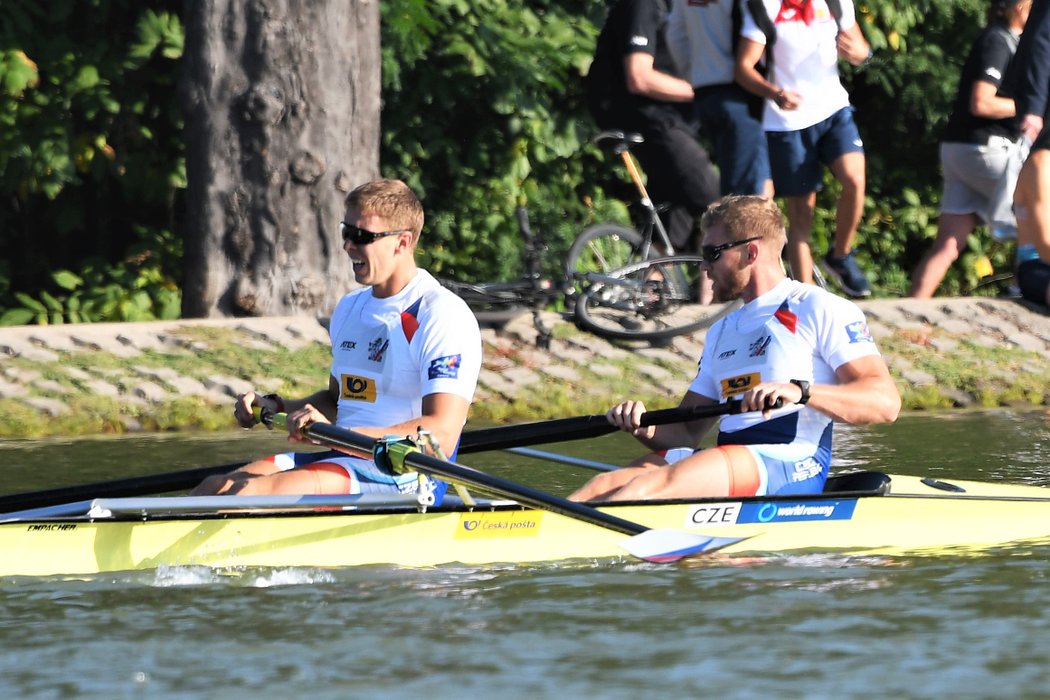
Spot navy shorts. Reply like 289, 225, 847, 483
1018, 259, 1050, 305
767, 107, 864, 197
694, 83, 771, 196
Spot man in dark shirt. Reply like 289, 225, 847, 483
587, 0, 720, 252
909, 0, 1030, 297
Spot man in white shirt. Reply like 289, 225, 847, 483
570, 195, 899, 502
193, 179, 482, 499
734, 0, 874, 297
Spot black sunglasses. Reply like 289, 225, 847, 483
340, 222, 408, 246
701, 236, 762, 262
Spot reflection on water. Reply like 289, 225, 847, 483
1, 411, 1049, 698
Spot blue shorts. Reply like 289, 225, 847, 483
694, 83, 771, 196
744, 442, 831, 496
767, 107, 864, 197
272, 450, 448, 502
663, 441, 830, 496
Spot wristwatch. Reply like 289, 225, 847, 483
789, 379, 810, 405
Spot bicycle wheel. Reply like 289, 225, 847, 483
574, 255, 738, 342
565, 224, 646, 284
438, 278, 530, 328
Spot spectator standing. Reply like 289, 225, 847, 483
587, 0, 721, 253
1008, 0, 1050, 305
909, 0, 1031, 299
734, 0, 874, 297
665, 0, 774, 197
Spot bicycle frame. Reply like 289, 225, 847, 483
598, 131, 677, 259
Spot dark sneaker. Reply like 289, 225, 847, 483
822, 251, 871, 298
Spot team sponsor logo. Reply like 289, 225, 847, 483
845, 321, 874, 344
629, 35, 649, 47
339, 340, 357, 350
685, 502, 742, 527
792, 457, 823, 482
749, 335, 772, 357
368, 336, 389, 363
428, 354, 462, 380
720, 372, 759, 397
737, 499, 857, 524
340, 374, 377, 402
456, 511, 543, 539
27, 523, 78, 531
717, 349, 737, 360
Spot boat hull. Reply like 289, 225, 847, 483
3, 474, 1050, 576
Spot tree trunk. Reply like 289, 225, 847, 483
179, 0, 379, 318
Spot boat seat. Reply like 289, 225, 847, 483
823, 470, 891, 495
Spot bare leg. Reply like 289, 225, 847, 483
786, 193, 817, 284
829, 152, 866, 255
1014, 149, 1050, 305
908, 212, 979, 298
191, 459, 280, 495
568, 465, 661, 502
600, 447, 759, 501
227, 466, 352, 496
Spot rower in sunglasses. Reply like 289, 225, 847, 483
194, 179, 482, 500
571, 195, 899, 503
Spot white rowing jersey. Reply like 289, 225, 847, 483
690, 278, 879, 447
327, 269, 481, 432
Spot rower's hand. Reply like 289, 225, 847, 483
740, 383, 797, 418
607, 400, 655, 440
234, 390, 280, 429
286, 403, 329, 444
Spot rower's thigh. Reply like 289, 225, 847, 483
236, 463, 353, 496
657, 445, 761, 499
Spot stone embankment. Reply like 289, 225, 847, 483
2, 297, 1050, 436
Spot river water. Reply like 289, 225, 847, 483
1, 410, 1048, 699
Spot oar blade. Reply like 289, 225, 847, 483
619, 529, 746, 563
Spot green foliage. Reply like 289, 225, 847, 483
0, 0, 185, 325
379, 0, 620, 282
0, 0, 1021, 323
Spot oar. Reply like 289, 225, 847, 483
505, 446, 618, 472
269, 413, 742, 563
0, 461, 248, 514
459, 400, 750, 453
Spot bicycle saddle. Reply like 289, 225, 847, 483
592, 130, 644, 155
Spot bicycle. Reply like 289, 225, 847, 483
564, 130, 738, 340
436, 203, 735, 348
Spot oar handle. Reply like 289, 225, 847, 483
458, 399, 770, 454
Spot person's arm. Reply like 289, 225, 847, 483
605, 390, 719, 452
738, 355, 900, 425
624, 52, 694, 102
734, 37, 801, 109
350, 392, 471, 459
277, 376, 342, 444
835, 22, 871, 66
233, 380, 338, 431
1017, 0, 1050, 138
971, 79, 1017, 120
1020, 114, 1045, 141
